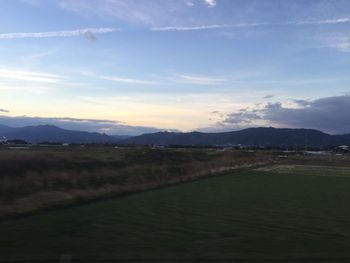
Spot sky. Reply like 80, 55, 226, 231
1, 0, 350, 135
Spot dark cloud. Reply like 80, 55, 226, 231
211, 110, 224, 118
213, 95, 350, 134
293, 99, 311, 107
84, 30, 97, 41
263, 94, 274, 99
0, 109, 9, 113
0, 115, 177, 136
223, 109, 261, 124
263, 95, 350, 134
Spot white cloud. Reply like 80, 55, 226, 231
152, 23, 265, 31
300, 17, 350, 25
0, 66, 64, 83
323, 36, 350, 53
178, 75, 226, 85
71, 70, 159, 85
153, 24, 229, 32
98, 75, 157, 85
335, 38, 350, 52
0, 28, 117, 40
204, 0, 216, 8
24, 50, 58, 61
152, 17, 350, 32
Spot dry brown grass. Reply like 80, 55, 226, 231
0, 146, 276, 218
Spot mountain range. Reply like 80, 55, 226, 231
0, 124, 126, 144
1, 124, 350, 148
121, 127, 350, 148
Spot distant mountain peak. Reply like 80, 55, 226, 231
0, 124, 120, 144
1, 124, 349, 147
120, 127, 350, 148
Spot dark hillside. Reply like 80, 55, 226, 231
121, 127, 348, 148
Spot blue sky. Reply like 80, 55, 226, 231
1, 0, 350, 134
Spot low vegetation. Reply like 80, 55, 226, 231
0, 146, 275, 218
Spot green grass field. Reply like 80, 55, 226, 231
1, 165, 350, 262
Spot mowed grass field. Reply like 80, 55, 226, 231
1, 165, 350, 262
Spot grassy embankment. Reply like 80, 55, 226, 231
0, 146, 275, 218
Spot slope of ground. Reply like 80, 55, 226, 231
0, 147, 273, 218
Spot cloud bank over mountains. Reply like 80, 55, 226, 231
2, 95, 350, 135
0, 116, 176, 136
210, 95, 350, 135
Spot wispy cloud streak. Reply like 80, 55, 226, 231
152, 17, 350, 31
299, 17, 350, 25
0, 66, 63, 83
99, 75, 157, 85
76, 71, 158, 85
0, 28, 118, 40
152, 23, 266, 32
178, 75, 226, 85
